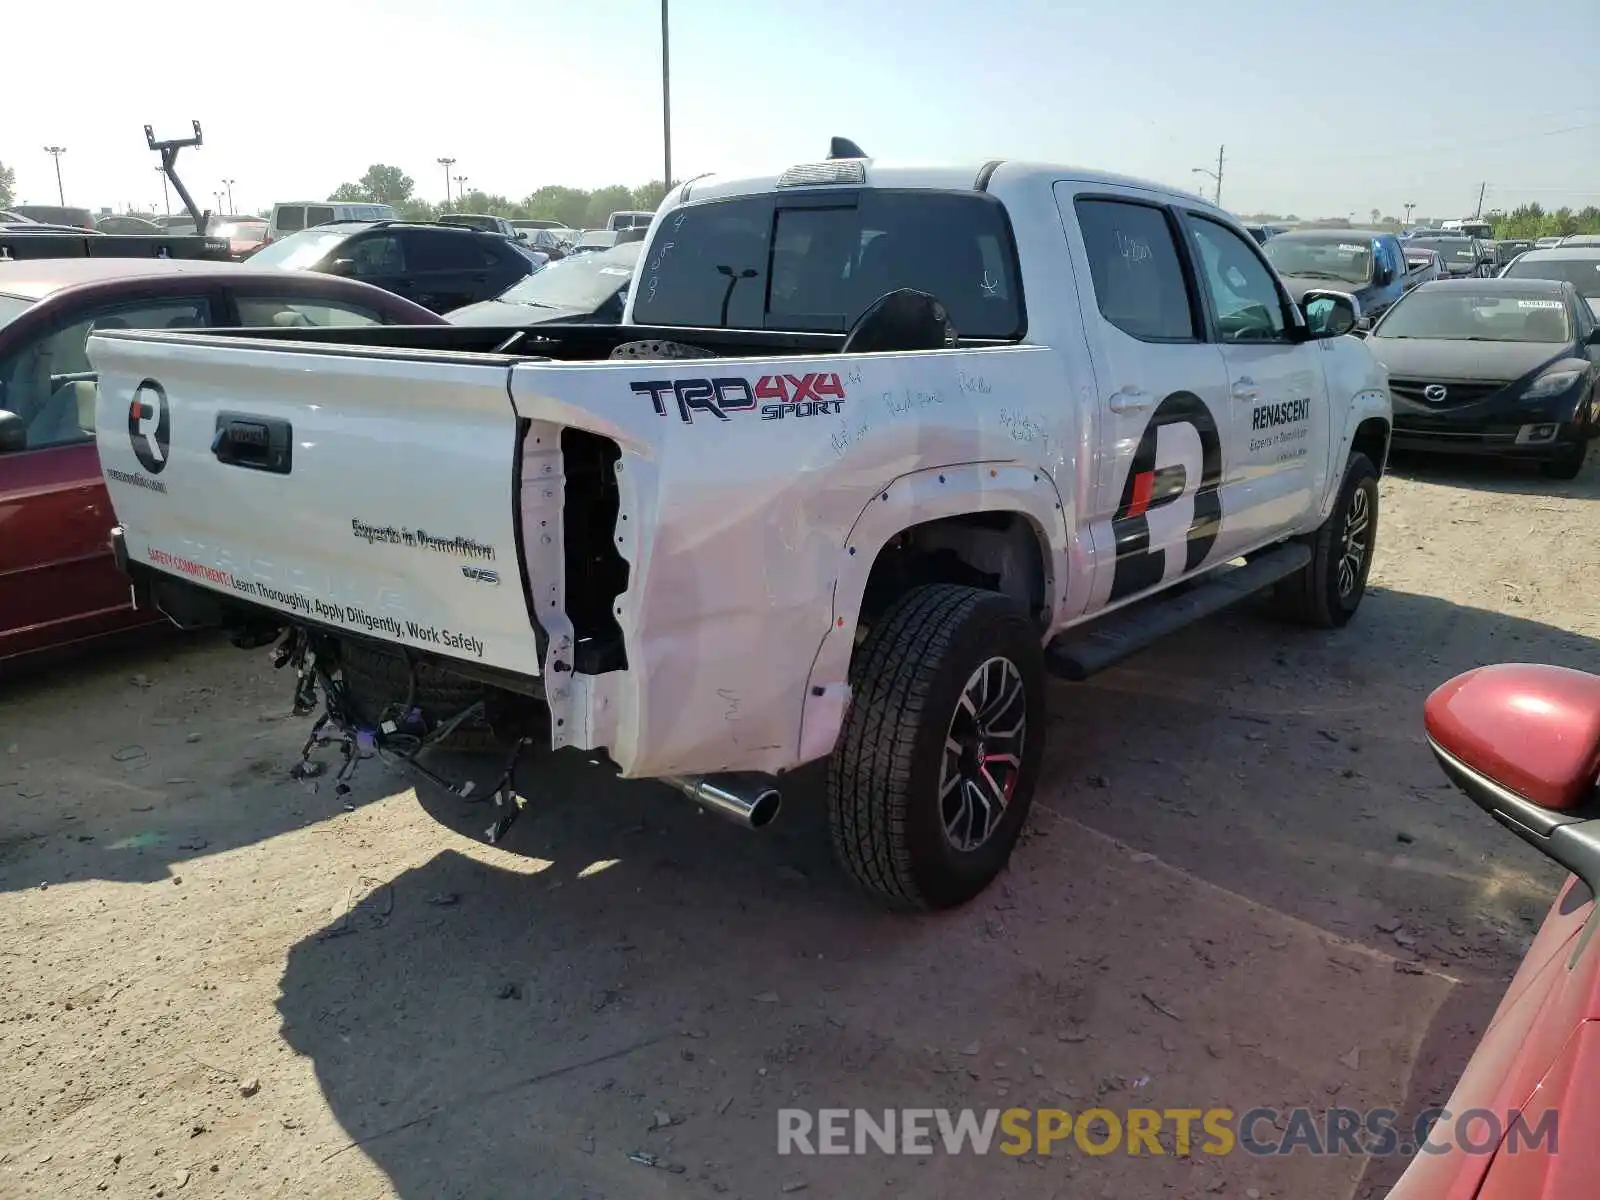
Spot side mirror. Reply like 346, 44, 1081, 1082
1300, 290, 1359, 338
0, 409, 26, 453
328, 258, 356, 277
1425, 663, 1600, 890
1374, 264, 1394, 287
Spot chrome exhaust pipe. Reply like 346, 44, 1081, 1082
664, 772, 782, 829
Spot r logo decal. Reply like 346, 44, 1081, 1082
1109, 391, 1223, 601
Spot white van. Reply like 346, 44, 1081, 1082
605, 210, 654, 232
265, 201, 396, 246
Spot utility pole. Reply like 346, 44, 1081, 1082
222, 178, 235, 212
1191, 145, 1224, 207
1474, 182, 1487, 218
661, 0, 673, 190
1403, 201, 1415, 229
437, 157, 456, 207
43, 146, 66, 205
156, 166, 171, 214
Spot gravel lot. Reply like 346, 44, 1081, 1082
2, 453, 1593, 1200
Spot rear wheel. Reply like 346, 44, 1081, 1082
827, 585, 1046, 910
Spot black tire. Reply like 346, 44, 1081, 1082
1273, 452, 1378, 629
826, 584, 1046, 911
338, 640, 502, 752
1539, 442, 1587, 481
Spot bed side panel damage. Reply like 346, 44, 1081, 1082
510, 345, 1071, 778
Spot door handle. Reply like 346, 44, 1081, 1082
1232, 377, 1259, 401
1107, 389, 1153, 413
212, 412, 292, 475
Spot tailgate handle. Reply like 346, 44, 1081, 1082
212, 411, 292, 474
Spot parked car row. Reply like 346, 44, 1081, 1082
0, 258, 443, 670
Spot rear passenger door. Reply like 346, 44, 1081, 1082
396, 229, 485, 312
1055, 186, 1233, 611
1179, 211, 1327, 543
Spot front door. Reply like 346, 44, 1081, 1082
1180, 211, 1327, 544
0, 295, 210, 662
1055, 185, 1232, 611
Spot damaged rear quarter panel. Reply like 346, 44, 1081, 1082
508, 344, 1068, 778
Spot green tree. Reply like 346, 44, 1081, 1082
328, 164, 415, 208
519, 185, 592, 228
583, 184, 636, 229
0, 160, 14, 209
631, 180, 671, 212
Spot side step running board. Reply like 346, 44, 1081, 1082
1045, 543, 1313, 682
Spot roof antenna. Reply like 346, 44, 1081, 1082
829, 137, 867, 160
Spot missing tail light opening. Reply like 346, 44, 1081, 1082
562, 429, 630, 674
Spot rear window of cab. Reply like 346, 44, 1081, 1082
630, 189, 1025, 339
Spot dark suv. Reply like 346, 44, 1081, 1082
245, 221, 536, 312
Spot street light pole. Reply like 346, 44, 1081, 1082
43, 146, 67, 205
661, 0, 672, 190
454, 176, 468, 206
156, 166, 171, 214
222, 178, 235, 212
1190, 145, 1224, 207
437, 157, 456, 208
1403, 201, 1415, 229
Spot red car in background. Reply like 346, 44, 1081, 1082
0, 259, 444, 671
1392, 663, 1600, 1197
212, 218, 268, 260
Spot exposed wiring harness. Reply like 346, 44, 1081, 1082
272, 629, 533, 844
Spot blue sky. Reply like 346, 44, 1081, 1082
7, 0, 1597, 220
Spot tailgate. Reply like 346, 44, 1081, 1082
88, 331, 542, 677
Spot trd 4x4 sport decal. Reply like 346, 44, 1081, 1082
632, 373, 848, 423
1109, 391, 1223, 602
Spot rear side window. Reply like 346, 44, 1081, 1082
1074, 199, 1197, 341
235, 296, 386, 328
403, 229, 476, 271
305, 206, 336, 228
630, 190, 1024, 338
275, 205, 306, 233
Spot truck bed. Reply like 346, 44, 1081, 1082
88, 323, 1052, 777
0, 230, 233, 263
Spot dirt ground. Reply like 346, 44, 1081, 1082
3, 452, 1594, 1200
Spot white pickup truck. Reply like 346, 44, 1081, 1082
88, 147, 1391, 910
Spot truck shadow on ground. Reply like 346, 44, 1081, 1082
0, 633, 365, 894
272, 584, 1589, 1199
1385, 448, 1600, 498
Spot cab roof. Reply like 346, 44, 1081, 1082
673, 158, 1223, 214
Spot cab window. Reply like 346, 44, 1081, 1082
1074, 198, 1198, 342
1184, 215, 1289, 342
